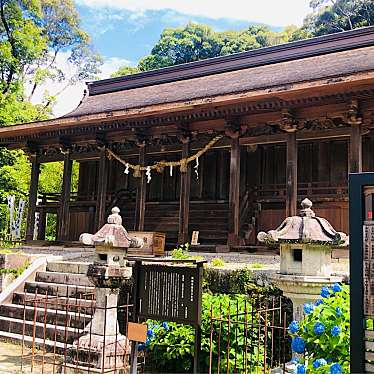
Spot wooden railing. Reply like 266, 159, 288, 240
256, 182, 348, 202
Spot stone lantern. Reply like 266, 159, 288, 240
69, 207, 144, 371
257, 198, 348, 321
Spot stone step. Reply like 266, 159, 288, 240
0, 316, 82, 343
0, 330, 71, 350
0, 304, 91, 329
46, 261, 90, 275
13, 292, 96, 314
24, 281, 95, 298
35, 271, 92, 287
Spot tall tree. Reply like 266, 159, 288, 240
304, 0, 374, 36
113, 23, 295, 75
0, 0, 101, 235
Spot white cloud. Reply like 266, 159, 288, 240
76, 0, 312, 26
29, 54, 131, 118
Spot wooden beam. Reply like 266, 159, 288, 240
25, 155, 40, 241
135, 145, 146, 231
286, 131, 298, 217
227, 135, 241, 246
58, 152, 72, 241
178, 139, 191, 244
95, 147, 108, 229
349, 123, 362, 173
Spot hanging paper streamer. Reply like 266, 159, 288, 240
146, 166, 151, 183
194, 157, 199, 180
7, 196, 25, 239
124, 163, 129, 174
170, 165, 173, 177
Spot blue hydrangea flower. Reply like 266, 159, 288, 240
138, 343, 146, 351
331, 325, 341, 337
330, 363, 343, 374
162, 321, 169, 330
153, 324, 159, 330
291, 337, 306, 353
288, 320, 300, 334
303, 302, 315, 314
327, 358, 333, 363
296, 364, 306, 374
321, 286, 330, 298
313, 359, 327, 369
315, 299, 324, 306
332, 283, 342, 293
145, 337, 151, 346
291, 357, 300, 364
335, 307, 342, 317
147, 329, 154, 338
314, 322, 325, 335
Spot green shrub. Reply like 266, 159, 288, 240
250, 263, 263, 269
143, 293, 265, 373
170, 243, 191, 260
211, 258, 225, 267
288, 283, 349, 373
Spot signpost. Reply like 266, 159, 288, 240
130, 258, 205, 374
349, 172, 374, 373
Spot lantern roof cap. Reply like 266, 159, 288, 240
257, 198, 349, 246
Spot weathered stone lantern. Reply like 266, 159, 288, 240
257, 198, 348, 321
70, 207, 143, 370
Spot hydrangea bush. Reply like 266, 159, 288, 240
288, 283, 350, 373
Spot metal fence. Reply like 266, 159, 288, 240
19, 288, 138, 374
207, 296, 291, 374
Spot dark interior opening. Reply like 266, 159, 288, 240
293, 248, 303, 262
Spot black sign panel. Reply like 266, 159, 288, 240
137, 263, 202, 325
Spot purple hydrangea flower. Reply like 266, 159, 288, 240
313, 359, 327, 369
332, 283, 342, 293
330, 363, 343, 374
331, 325, 341, 337
303, 302, 315, 314
288, 320, 300, 334
296, 364, 306, 374
321, 286, 330, 298
314, 322, 325, 335
291, 337, 306, 353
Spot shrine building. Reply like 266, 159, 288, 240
1, 27, 374, 250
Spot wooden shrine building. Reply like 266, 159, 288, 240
1, 27, 374, 250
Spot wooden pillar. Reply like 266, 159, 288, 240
227, 135, 241, 246
135, 145, 146, 231
96, 147, 108, 229
58, 151, 72, 241
37, 209, 47, 240
25, 155, 40, 241
349, 123, 362, 173
178, 139, 191, 244
286, 131, 298, 217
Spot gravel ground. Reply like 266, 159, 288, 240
0, 341, 59, 373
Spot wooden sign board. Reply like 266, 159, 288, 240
137, 263, 203, 325
127, 322, 147, 343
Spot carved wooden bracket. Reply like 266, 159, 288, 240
345, 99, 362, 126
279, 109, 303, 133
177, 121, 191, 143
224, 118, 242, 138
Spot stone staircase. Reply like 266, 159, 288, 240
0, 261, 95, 350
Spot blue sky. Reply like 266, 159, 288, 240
45, 0, 313, 116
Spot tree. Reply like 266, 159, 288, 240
303, 0, 374, 36
110, 65, 139, 78
114, 23, 295, 76
0, 0, 101, 237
